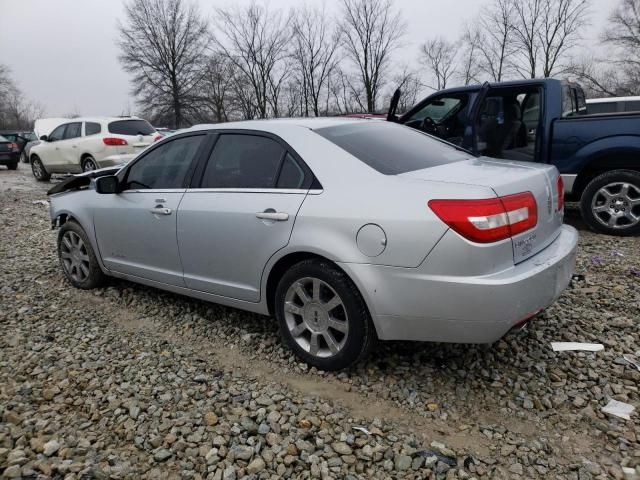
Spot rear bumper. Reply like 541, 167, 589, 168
340, 225, 578, 343
0, 152, 19, 165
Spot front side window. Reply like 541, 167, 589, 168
48, 125, 67, 142
85, 122, 101, 135
201, 134, 285, 188
124, 135, 204, 190
64, 122, 82, 140
408, 96, 465, 123
109, 119, 155, 136
316, 122, 471, 175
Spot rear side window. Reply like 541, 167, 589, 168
315, 123, 472, 175
85, 122, 101, 135
64, 122, 82, 139
108, 119, 155, 136
201, 134, 285, 188
124, 135, 204, 190
277, 153, 305, 188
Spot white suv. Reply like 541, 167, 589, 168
29, 117, 159, 181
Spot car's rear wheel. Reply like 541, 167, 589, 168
31, 156, 50, 181
580, 170, 640, 236
82, 156, 98, 172
20, 151, 27, 163
274, 259, 376, 371
58, 221, 106, 289
7, 161, 18, 170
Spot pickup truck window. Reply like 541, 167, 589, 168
562, 86, 578, 117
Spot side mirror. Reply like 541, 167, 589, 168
39, 135, 48, 142
95, 175, 120, 194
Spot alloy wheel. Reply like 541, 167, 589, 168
590, 182, 640, 230
32, 158, 45, 179
60, 231, 91, 283
83, 158, 97, 172
284, 277, 349, 358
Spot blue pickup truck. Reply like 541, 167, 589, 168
390, 78, 640, 236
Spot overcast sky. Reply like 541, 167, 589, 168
0, 0, 613, 118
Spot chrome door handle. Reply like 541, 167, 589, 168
256, 211, 289, 221
149, 207, 172, 215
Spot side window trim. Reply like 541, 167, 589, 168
118, 132, 209, 191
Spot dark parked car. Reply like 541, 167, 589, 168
0, 131, 37, 163
0, 135, 20, 170
389, 78, 640, 235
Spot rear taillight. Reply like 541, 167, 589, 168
8, 142, 18, 152
557, 176, 564, 211
154, 134, 163, 142
103, 137, 128, 146
428, 192, 538, 243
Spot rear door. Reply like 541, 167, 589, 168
93, 133, 207, 285
177, 132, 310, 302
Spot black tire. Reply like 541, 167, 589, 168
7, 161, 18, 170
82, 155, 98, 172
20, 151, 27, 163
274, 259, 377, 371
57, 221, 106, 289
31, 155, 51, 181
580, 170, 640, 236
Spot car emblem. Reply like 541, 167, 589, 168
137, 135, 143, 142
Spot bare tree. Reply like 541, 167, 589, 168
328, 67, 362, 114
539, 0, 589, 77
118, 0, 210, 128
389, 67, 424, 113
571, 0, 640, 95
420, 37, 458, 90
291, 4, 341, 116
0, 65, 44, 130
213, 2, 290, 119
512, 0, 543, 78
198, 54, 239, 123
339, 0, 404, 113
477, 0, 517, 82
457, 26, 483, 85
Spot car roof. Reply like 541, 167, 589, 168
433, 78, 562, 96
188, 117, 370, 134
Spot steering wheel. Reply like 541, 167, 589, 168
420, 116, 438, 135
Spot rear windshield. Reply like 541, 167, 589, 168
315, 122, 472, 175
0, 135, 7, 142
108, 119, 155, 136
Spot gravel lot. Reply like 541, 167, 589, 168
1, 164, 639, 479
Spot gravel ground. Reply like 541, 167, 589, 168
1, 164, 639, 479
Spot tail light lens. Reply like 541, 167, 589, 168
103, 137, 128, 146
8, 143, 18, 151
557, 176, 564, 211
429, 192, 538, 243
154, 134, 163, 142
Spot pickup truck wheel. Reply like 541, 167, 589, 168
31, 156, 51, 181
275, 259, 377, 371
58, 221, 106, 289
581, 170, 640, 236
82, 156, 98, 172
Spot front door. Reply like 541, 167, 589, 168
178, 133, 309, 302
41, 124, 68, 172
94, 133, 208, 285
60, 122, 83, 172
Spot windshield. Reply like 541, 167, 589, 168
315, 122, 472, 175
108, 119, 155, 136
408, 96, 464, 123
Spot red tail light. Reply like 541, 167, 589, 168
103, 137, 128, 146
429, 192, 538, 243
154, 134, 163, 142
8, 143, 18, 152
557, 176, 564, 211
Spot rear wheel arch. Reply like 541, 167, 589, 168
571, 152, 640, 200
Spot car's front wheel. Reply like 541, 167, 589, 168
274, 259, 376, 371
20, 151, 27, 163
58, 221, 106, 289
31, 156, 51, 181
581, 170, 640, 236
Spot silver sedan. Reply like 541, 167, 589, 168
48, 118, 578, 370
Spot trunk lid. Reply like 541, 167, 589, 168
400, 157, 563, 263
